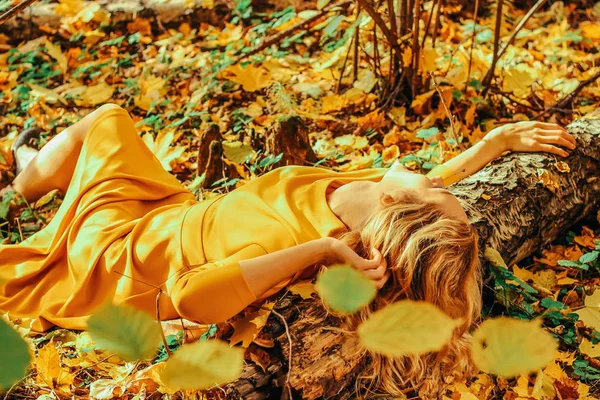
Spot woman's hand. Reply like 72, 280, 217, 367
322, 237, 390, 289
486, 121, 576, 157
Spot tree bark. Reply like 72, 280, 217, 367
208, 109, 600, 399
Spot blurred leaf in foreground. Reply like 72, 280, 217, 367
87, 302, 162, 362
471, 317, 557, 378
160, 340, 243, 390
358, 300, 461, 356
315, 265, 376, 314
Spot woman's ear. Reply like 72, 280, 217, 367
379, 192, 395, 207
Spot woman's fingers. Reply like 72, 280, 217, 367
356, 247, 383, 270
542, 135, 576, 150
533, 122, 567, 132
363, 264, 387, 280
536, 129, 576, 148
536, 143, 569, 157
373, 272, 390, 289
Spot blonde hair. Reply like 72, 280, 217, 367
336, 189, 481, 398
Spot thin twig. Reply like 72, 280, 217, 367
482, 0, 547, 92
268, 307, 293, 400
465, 0, 480, 91
420, 0, 436, 49
0, 0, 38, 25
489, 87, 542, 112
113, 270, 165, 292
355, 0, 403, 56
15, 217, 23, 241
482, 0, 504, 93
156, 290, 172, 358
233, 0, 351, 64
495, 0, 547, 63
353, 3, 360, 82
396, 0, 405, 36
336, 33, 354, 94
423, 0, 443, 90
431, 74, 466, 151
387, 0, 397, 45
411, 0, 421, 97
534, 69, 600, 119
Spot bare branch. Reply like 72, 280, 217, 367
0, 0, 38, 25
534, 69, 600, 119
234, 0, 352, 64
482, 0, 547, 92
355, 0, 403, 56
465, 0, 480, 91
482, 0, 504, 92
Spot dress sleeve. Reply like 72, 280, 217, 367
168, 244, 265, 324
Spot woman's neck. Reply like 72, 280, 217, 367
326, 181, 379, 231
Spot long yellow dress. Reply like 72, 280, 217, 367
0, 107, 387, 332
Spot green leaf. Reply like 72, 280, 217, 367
322, 15, 343, 39
160, 340, 243, 390
316, 0, 331, 9
358, 300, 461, 356
87, 302, 162, 361
315, 265, 376, 314
540, 297, 567, 310
0, 319, 31, 390
510, 275, 538, 294
416, 127, 440, 139
222, 141, 254, 164
558, 259, 587, 270
580, 251, 599, 264
471, 317, 557, 378
0, 190, 14, 220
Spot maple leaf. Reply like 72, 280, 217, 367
35, 340, 75, 392
223, 64, 273, 92
141, 131, 188, 172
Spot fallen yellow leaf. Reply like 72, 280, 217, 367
224, 64, 273, 92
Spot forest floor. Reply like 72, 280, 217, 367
1, 0, 600, 399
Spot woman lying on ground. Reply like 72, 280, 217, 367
0, 104, 575, 393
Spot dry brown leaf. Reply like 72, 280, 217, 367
533, 270, 557, 294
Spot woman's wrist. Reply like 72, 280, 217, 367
484, 125, 512, 153
316, 237, 337, 264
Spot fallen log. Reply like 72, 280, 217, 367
209, 109, 600, 399
0, 0, 318, 41
0, 0, 233, 40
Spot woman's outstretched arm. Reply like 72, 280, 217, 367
426, 121, 576, 187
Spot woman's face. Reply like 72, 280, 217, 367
378, 162, 469, 222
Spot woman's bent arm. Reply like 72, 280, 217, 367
170, 238, 387, 324
240, 237, 387, 298
239, 238, 330, 298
